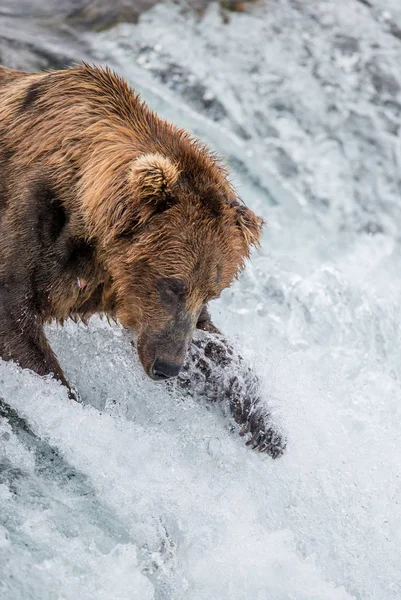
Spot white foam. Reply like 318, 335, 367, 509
2, 1, 401, 598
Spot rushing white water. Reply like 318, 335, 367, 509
1, 2, 401, 599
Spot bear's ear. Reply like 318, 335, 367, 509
234, 203, 264, 249
128, 153, 180, 215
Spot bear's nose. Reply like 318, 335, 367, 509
151, 358, 181, 380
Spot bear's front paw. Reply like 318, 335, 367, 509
176, 330, 287, 459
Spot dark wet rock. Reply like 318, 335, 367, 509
0, 399, 88, 487
0, 397, 134, 546
0, 0, 254, 75
42, 0, 255, 31
64, 0, 160, 30
0, 1, 89, 71
0, 37, 77, 71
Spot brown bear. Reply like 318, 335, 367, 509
0, 64, 262, 398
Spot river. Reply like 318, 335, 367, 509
1, 2, 400, 599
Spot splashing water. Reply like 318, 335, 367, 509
1, 2, 401, 599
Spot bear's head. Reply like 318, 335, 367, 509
85, 149, 263, 380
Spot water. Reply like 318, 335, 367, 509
1, 1, 401, 599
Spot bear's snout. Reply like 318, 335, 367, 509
136, 321, 193, 381
151, 358, 182, 381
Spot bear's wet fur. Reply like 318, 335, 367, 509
0, 64, 262, 393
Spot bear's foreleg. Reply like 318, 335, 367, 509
0, 291, 71, 393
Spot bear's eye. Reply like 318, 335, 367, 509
167, 278, 186, 297
157, 277, 186, 304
